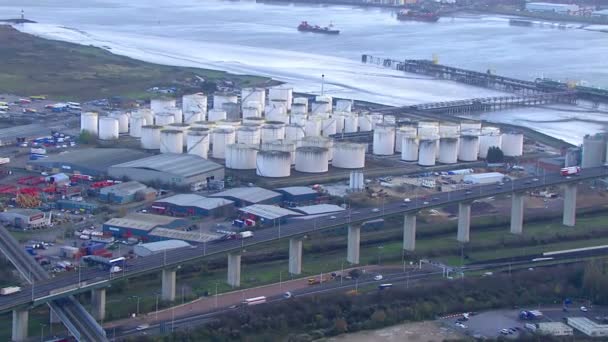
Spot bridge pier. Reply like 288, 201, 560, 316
12, 308, 28, 342
161, 269, 176, 302
457, 202, 471, 243
347, 226, 360, 265
563, 183, 577, 227
91, 288, 106, 321
510, 193, 525, 235
403, 213, 417, 251
227, 252, 241, 288
289, 238, 303, 275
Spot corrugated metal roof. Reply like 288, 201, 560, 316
294, 204, 345, 215
155, 194, 233, 210
150, 227, 221, 243
275, 186, 317, 196
99, 181, 149, 196
29, 148, 152, 172
239, 204, 302, 220
111, 154, 223, 178
210, 187, 280, 203
135, 239, 191, 252
104, 213, 177, 231
464, 172, 504, 179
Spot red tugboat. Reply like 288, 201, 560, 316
396, 9, 440, 22
297, 21, 340, 35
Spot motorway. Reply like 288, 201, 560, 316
0, 166, 606, 315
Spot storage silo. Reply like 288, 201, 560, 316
333, 113, 346, 133
501, 132, 524, 157
236, 125, 261, 145
344, 114, 359, 133
159, 129, 184, 154
285, 124, 306, 143
300, 136, 334, 160
261, 122, 286, 142
359, 114, 372, 132
129, 115, 145, 138
291, 103, 307, 115
395, 126, 417, 153
165, 107, 183, 124
582, 134, 606, 168
155, 113, 175, 126
98, 117, 119, 140
479, 127, 502, 159
295, 147, 329, 173
80, 112, 98, 136
372, 123, 396, 155
135, 108, 154, 127
458, 133, 480, 162
187, 128, 210, 159
109, 112, 129, 134
182, 93, 207, 123
321, 117, 337, 137
269, 87, 293, 110
335, 99, 353, 113
304, 117, 322, 137
418, 135, 438, 166
208, 109, 227, 122
256, 150, 291, 178
226, 143, 258, 170
167, 123, 191, 147
241, 88, 266, 111
213, 93, 238, 111
212, 128, 236, 159
261, 140, 296, 164
291, 113, 308, 126
141, 125, 162, 150
150, 98, 176, 115
401, 133, 419, 161
332, 142, 366, 169
439, 136, 459, 164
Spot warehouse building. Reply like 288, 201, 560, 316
133, 240, 191, 257
566, 317, 608, 337
98, 181, 156, 204
151, 194, 235, 217
463, 172, 505, 185
293, 204, 345, 216
534, 322, 573, 336
148, 227, 222, 243
275, 186, 319, 206
209, 187, 281, 207
55, 199, 98, 213
108, 153, 224, 188
0, 209, 51, 229
102, 213, 190, 241
27, 148, 151, 177
239, 204, 302, 225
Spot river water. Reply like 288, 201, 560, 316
2, 0, 607, 144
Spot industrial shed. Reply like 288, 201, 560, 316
98, 181, 155, 204
102, 213, 190, 241
239, 204, 302, 223
108, 153, 224, 187
209, 187, 281, 207
151, 194, 235, 217
0, 209, 50, 229
133, 240, 191, 257
293, 204, 345, 216
275, 186, 319, 205
27, 148, 152, 176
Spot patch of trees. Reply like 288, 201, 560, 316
486, 146, 504, 163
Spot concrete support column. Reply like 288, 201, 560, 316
91, 288, 106, 321
12, 309, 28, 342
510, 193, 525, 235
289, 238, 303, 275
161, 269, 176, 302
347, 226, 360, 265
403, 213, 417, 251
563, 183, 577, 227
227, 253, 241, 288
457, 202, 471, 243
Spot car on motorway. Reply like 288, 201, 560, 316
283, 291, 293, 299
329, 216, 337, 220
373, 275, 383, 281
403, 198, 411, 202
400, 203, 408, 207
580, 306, 589, 312
524, 180, 531, 184
455, 322, 467, 329
423, 201, 429, 205
465, 190, 472, 195
432, 197, 439, 201
136, 324, 150, 331
500, 328, 510, 335
532, 178, 539, 182
371, 208, 380, 213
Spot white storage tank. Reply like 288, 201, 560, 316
295, 147, 329, 173
99, 117, 119, 140
395, 126, 417, 153
369, 113, 384, 130
401, 133, 419, 161
418, 121, 440, 136
582, 134, 606, 168
165, 107, 183, 124
269, 87, 293, 110
212, 128, 236, 159
80, 112, 98, 136
129, 115, 145, 138
418, 136, 438, 166
136, 108, 154, 126
256, 150, 291, 178
439, 136, 459, 164
460, 121, 482, 133
226, 143, 258, 170
141, 125, 162, 149
182, 93, 207, 123
332, 142, 366, 169
300, 136, 334, 160
243, 117, 265, 126
160, 129, 184, 154
260, 140, 296, 164
383, 115, 396, 125
291, 113, 308, 126
192, 121, 216, 132
335, 99, 353, 113
359, 114, 373, 132
213, 93, 238, 111
187, 128, 210, 159
333, 113, 346, 133
208, 109, 227, 122
458, 133, 480, 162
241, 88, 266, 110
293, 97, 309, 105
501, 132, 524, 157
291, 103, 307, 115
304, 117, 323, 137
479, 127, 502, 159
311, 101, 331, 115
155, 113, 175, 126
285, 124, 306, 143
236, 125, 261, 145
261, 122, 286, 142
216, 119, 241, 130
321, 117, 337, 137
242, 104, 261, 119
265, 104, 288, 123
439, 123, 460, 137
151, 98, 176, 114
167, 123, 191, 147
109, 112, 129, 134
373, 123, 396, 155
344, 114, 359, 133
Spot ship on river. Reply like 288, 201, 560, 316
396, 9, 440, 22
297, 21, 340, 35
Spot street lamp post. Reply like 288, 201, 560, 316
155, 293, 160, 320
40, 323, 46, 342
215, 282, 219, 309
129, 296, 141, 316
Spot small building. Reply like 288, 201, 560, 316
133, 240, 191, 257
566, 317, 608, 337
0, 209, 50, 229
55, 199, 98, 213
151, 194, 235, 217
535, 322, 573, 336
102, 213, 189, 241
98, 181, 154, 204
293, 204, 346, 216
463, 172, 504, 185
209, 187, 281, 207
526, 2, 579, 14
275, 186, 319, 206
149, 227, 221, 243
239, 204, 302, 224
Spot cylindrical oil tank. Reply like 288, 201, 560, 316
344, 114, 359, 133
418, 121, 440, 136
187, 128, 210, 159
256, 150, 291, 178
295, 147, 329, 173
212, 128, 236, 159
458, 134, 480, 162
226, 143, 258, 170
479, 127, 502, 159
265, 104, 288, 123
167, 123, 191, 147
165, 107, 183, 124
291, 103, 307, 115
439, 136, 459, 164
241, 88, 266, 110
98, 117, 119, 140
383, 115, 396, 125
213, 93, 238, 111
333, 114, 346, 133
136, 108, 154, 126
160, 129, 184, 154
395, 126, 417, 153
80, 112, 98, 136
401, 133, 419, 161
129, 115, 145, 138
332, 142, 365, 169
321, 117, 337, 137
304, 117, 322, 137
369, 114, 384, 130
208, 109, 227, 122
293, 97, 308, 105
291, 113, 308, 126
501, 132, 524, 157
155, 113, 175, 126
460, 121, 482, 133
300, 136, 334, 160
582, 134, 606, 168
311, 101, 331, 115
141, 125, 162, 149
150, 98, 176, 115
236, 125, 261, 145
439, 123, 460, 137
270, 99, 288, 112
418, 136, 438, 166
261, 140, 296, 164
242, 104, 261, 119
261, 122, 286, 142
373, 123, 395, 155
216, 119, 241, 130
285, 124, 306, 143
191, 121, 216, 132
359, 114, 372, 132
268, 87, 293, 110
243, 117, 265, 126
335, 99, 353, 113
109, 112, 129, 134
182, 93, 207, 123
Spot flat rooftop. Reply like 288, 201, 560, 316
155, 194, 233, 210
239, 204, 301, 220
28, 148, 152, 173
210, 187, 280, 203
104, 213, 178, 232
111, 153, 223, 178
